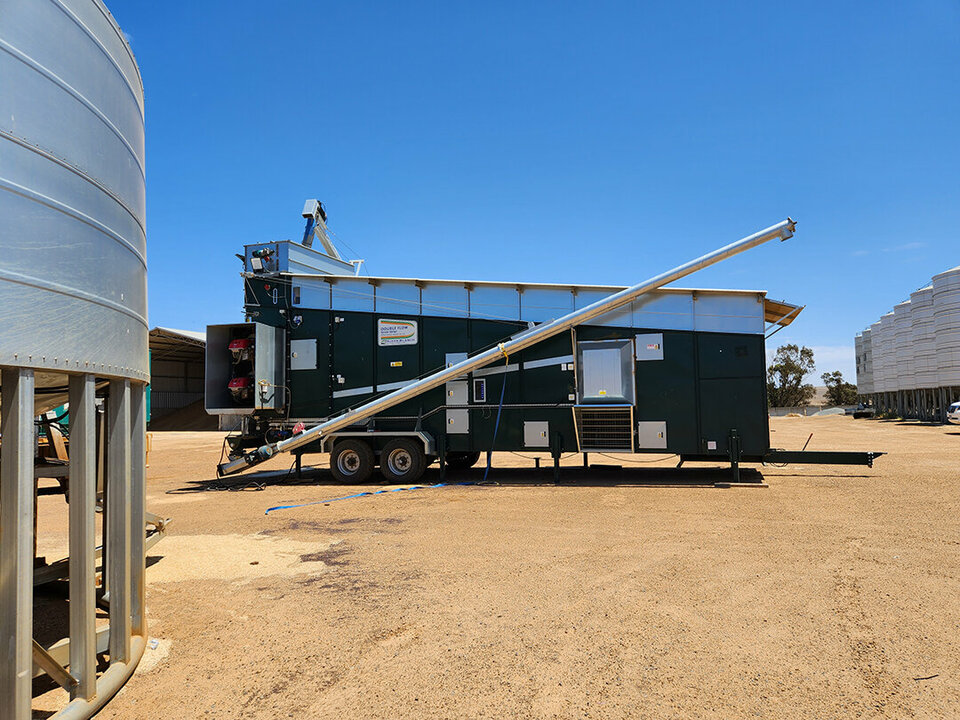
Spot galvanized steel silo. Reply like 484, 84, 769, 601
910, 286, 937, 389
876, 313, 897, 394
0, 1, 149, 718
860, 327, 873, 395
0, 0, 147, 376
933, 266, 960, 387
854, 333, 864, 391
869, 320, 884, 394
892, 300, 914, 391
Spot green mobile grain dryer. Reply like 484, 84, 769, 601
209, 205, 880, 482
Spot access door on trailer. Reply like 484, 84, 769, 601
330, 312, 375, 412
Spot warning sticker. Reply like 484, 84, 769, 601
377, 319, 418, 346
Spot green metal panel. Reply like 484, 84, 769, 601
695, 333, 768, 456
634, 331, 699, 454
574, 325, 629, 342
698, 377, 769, 456
288, 309, 330, 418
422, 317, 470, 373
245, 278, 289, 323
519, 333, 576, 405
697, 333, 765, 379
331, 312, 374, 412
470, 318, 525, 354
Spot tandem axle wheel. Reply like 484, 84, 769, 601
328, 437, 430, 484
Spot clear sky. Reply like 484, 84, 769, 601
111, 1, 959, 383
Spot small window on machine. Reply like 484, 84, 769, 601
474, 378, 486, 403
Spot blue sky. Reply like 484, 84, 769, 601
111, 1, 959, 382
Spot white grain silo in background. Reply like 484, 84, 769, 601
860, 327, 874, 396
909, 285, 937, 419
869, 320, 884, 400
933, 265, 960, 416
855, 330, 873, 396
877, 312, 897, 402
855, 333, 864, 391
859, 267, 960, 421
893, 300, 914, 414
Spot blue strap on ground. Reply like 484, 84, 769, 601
266, 361, 507, 515
264, 481, 473, 515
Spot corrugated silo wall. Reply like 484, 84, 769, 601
858, 266, 960, 421
0, 0, 150, 716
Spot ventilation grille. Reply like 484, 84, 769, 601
574, 407, 634, 452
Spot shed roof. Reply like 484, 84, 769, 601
149, 327, 205, 363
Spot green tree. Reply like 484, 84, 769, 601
767, 344, 816, 407
821, 370, 858, 406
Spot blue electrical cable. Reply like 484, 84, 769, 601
266, 359, 509, 515
264, 481, 474, 515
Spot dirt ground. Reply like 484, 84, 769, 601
32, 416, 960, 719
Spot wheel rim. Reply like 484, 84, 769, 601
386, 447, 413, 475
337, 449, 362, 476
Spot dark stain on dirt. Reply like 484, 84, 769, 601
300, 544, 351, 566
299, 575, 380, 594
259, 517, 404, 538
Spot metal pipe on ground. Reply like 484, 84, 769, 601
219, 218, 797, 476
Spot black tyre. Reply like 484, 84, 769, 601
380, 438, 427, 483
445, 451, 481, 471
329, 439, 375, 483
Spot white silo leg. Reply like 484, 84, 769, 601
107, 380, 131, 664
130, 382, 147, 637
0, 368, 35, 720
68, 373, 97, 700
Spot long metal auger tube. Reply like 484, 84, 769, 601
218, 218, 796, 476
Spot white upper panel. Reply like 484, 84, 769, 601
375, 279, 421, 316
283, 273, 768, 335
330, 276, 374, 312
421, 283, 469, 318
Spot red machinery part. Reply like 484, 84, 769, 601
228, 337, 253, 362
228, 375, 253, 402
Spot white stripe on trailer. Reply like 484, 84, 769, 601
331, 386, 374, 399
376, 379, 417, 392
522, 355, 574, 371
473, 363, 521, 377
